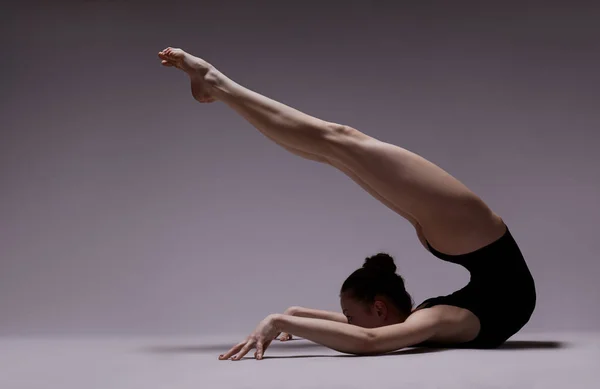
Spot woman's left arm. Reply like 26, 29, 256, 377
219, 310, 441, 360
275, 309, 441, 355
219, 314, 372, 361
273, 313, 373, 354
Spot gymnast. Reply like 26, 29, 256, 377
157, 47, 536, 361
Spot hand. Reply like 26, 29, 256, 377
278, 332, 293, 341
219, 314, 280, 361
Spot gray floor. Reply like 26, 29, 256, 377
1, 332, 599, 389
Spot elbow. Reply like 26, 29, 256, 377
356, 329, 410, 356
355, 329, 381, 356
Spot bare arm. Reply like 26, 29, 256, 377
272, 314, 371, 355
277, 306, 347, 341
286, 306, 348, 323
272, 309, 441, 355
366, 309, 441, 354
219, 309, 444, 360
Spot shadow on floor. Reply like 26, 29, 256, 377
142, 339, 566, 358
259, 347, 451, 360
497, 340, 566, 350
143, 339, 336, 354
142, 341, 449, 359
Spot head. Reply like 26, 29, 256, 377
340, 253, 413, 328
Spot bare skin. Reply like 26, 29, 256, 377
158, 47, 502, 355
276, 306, 349, 342
157, 47, 505, 255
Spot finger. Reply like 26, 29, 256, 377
264, 339, 273, 349
258, 339, 272, 359
279, 333, 292, 341
219, 342, 245, 360
219, 344, 241, 360
255, 340, 265, 360
232, 340, 254, 361
255, 339, 271, 360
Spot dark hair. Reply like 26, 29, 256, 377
340, 253, 413, 314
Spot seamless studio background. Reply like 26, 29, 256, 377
1, 1, 599, 337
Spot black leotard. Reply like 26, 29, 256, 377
416, 224, 536, 349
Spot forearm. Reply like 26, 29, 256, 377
287, 306, 348, 323
272, 313, 372, 355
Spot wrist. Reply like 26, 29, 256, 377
270, 313, 285, 331
285, 306, 299, 316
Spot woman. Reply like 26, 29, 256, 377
157, 47, 537, 361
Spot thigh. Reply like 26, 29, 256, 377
266, 139, 430, 249
327, 159, 421, 227
326, 158, 431, 250
325, 126, 505, 254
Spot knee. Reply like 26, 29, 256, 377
326, 123, 364, 140
323, 123, 369, 147
322, 123, 371, 157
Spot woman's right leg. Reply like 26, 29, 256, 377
253, 128, 431, 250
323, 130, 506, 254
159, 48, 505, 255
203, 72, 505, 254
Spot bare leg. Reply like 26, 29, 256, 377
274, 143, 432, 251
158, 48, 505, 255
229, 115, 430, 249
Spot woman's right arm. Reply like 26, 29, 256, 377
278, 306, 348, 341
286, 306, 348, 323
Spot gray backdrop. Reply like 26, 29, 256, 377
1, 1, 599, 336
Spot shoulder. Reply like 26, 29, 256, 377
404, 306, 446, 332
366, 309, 443, 354
366, 306, 481, 354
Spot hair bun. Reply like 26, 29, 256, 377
363, 253, 397, 274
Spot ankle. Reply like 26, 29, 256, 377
207, 69, 236, 100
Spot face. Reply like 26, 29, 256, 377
340, 293, 391, 328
